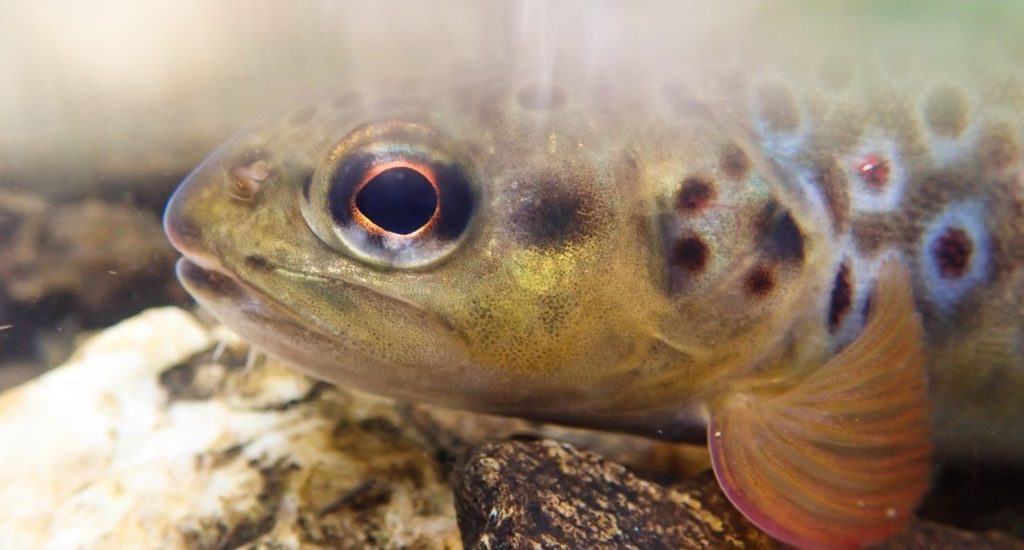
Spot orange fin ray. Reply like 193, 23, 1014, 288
708, 261, 933, 550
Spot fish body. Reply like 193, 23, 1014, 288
164, 4, 1024, 548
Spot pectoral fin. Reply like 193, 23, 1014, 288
708, 261, 932, 550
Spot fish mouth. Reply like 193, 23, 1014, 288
172, 254, 494, 409
173, 256, 315, 340
176, 257, 247, 302
173, 255, 378, 381
173, 254, 466, 371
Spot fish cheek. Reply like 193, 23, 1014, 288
451, 177, 634, 378
279, 273, 475, 384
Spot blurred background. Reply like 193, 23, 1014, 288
0, 0, 761, 385
0, 0, 507, 386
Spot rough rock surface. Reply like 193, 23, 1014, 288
452, 439, 1024, 550
453, 438, 773, 549
0, 307, 1019, 549
0, 308, 459, 549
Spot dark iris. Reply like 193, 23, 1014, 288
354, 167, 438, 234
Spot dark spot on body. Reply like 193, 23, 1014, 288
509, 175, 598, 248
745, 265, 775, 296
756, 82, 800, 134
924, 85, 969, 138
719, 143, 751, 180
933, 227, 973, 278
245, 255, 272, 272
661, 80, 714, 118
517, 83, 566, 111
676, 177, 715, 211
828, 262, 853, 332
672, 236, 709, 273
288, 106, 318, 126
758, 204, 804, 263
330, 90, 363, 110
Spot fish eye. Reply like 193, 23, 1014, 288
302, 122, 475, 268
352, 162, 439, 235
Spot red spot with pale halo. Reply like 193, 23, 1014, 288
857, 154, 890, 188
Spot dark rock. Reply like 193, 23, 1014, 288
454, 438, 776, 549
453, 438, 1023, 550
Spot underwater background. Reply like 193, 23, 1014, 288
0, 1, 1021, 546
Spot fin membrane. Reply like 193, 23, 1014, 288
708, 261, 932, 550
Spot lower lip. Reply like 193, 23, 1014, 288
175, 258, 246, 300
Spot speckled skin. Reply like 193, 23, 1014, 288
164, 4, 1023, 465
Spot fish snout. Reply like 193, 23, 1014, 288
163, 171, 224, 272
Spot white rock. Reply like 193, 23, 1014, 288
0, 307, 460, 550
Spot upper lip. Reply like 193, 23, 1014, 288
163, 204, 226, 277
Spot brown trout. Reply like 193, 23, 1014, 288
164, 4, 1024, 548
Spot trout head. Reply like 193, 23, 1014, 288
163, 72, 831, 432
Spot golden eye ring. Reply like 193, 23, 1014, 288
349, 159, 441, 239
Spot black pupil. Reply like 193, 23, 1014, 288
354, 167, 438, 234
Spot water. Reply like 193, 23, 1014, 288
1, 1, 1021, 546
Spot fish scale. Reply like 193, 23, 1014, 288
163, 4, 1023, 548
